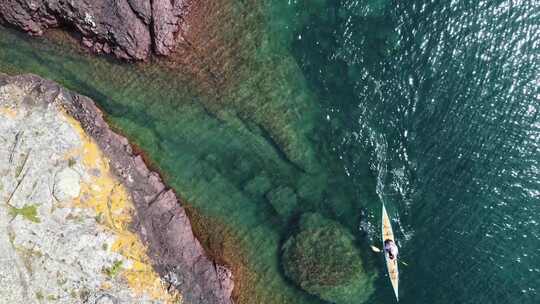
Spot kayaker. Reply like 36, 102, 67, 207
384, 239, 399, 260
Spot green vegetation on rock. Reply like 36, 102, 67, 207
104, 260, 123, 278
36, 291, 44, 300
281, 213, 376, 304
8, 204, 40, 223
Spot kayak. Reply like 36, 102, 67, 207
382, 203, 399, 301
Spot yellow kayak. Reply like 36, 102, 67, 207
382, 203, 399, 301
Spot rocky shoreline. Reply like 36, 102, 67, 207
0, 0, 191, 60
0, 73, 234, 304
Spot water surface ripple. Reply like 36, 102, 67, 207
293, 0, 539, 302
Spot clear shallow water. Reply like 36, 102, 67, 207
1, 0, 539, 303
0, 4, 365, 302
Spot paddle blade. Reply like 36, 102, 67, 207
370, 245, 381, 253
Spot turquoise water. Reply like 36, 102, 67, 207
292, 0, 539, 302
1, 0, 539, 303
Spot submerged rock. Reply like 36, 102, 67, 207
0, 0, 190, 60
281, 213, 376, 304
0, 73, 234, 304
265, 186, 298, 219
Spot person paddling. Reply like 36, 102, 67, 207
384, 239, 399, 260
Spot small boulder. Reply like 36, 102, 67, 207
281, 213, 376, 304
266, 186, 297, 218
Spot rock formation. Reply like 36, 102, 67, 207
0, 0, 190, 60
0, 73, 234, 304
281, 213, 376, 304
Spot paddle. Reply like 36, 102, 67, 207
370, 245, 381, 253
370, 245, 409, 266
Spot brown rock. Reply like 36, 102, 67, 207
0, 0, 190, 60
152, 0, 178, 56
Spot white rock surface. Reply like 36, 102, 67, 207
0, 82, 178, 303
54, 167, 82, 202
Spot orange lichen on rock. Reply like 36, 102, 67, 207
62, 112, 182, 303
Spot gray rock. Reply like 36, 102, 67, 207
0, 73, 235, 304
0, 77, 164, 303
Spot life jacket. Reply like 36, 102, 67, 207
385, 242, 399, 258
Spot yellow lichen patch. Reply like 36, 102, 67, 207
113, 234, 182, 303
60, 111, 181, 303
0, 106, 17, 118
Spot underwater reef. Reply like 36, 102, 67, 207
282, 213, 376, 304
